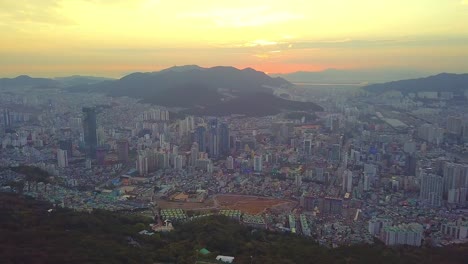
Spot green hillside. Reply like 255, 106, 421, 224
1, 193, 467, 264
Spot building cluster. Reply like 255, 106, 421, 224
1, 80, 468, 247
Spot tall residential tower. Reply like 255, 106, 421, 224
82, 107, 97, 159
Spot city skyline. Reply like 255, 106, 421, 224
1, 0, 468, 77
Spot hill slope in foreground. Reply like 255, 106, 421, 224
1, 193, 467, 264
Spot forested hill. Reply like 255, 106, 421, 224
66, 65, 323, 116
1, 193, 467, 264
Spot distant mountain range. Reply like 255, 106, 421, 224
55, 75, 115, 86
0, 75, 59, 88
0, 66, 322, 116
363, 73, 468, 95
0, 75, 114, 88
70, 65, 291, 96
67, 65, 322, 116
274, 69, 429, 84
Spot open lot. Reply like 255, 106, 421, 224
156, 194, 297, 214
214, 194, 297, 215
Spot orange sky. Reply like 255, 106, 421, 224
1, 0, 468, 77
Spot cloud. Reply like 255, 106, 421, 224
0, 0, 75, 25
242, 40, 280, 47
179, 6, 302, 28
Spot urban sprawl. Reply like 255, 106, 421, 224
1, 85, 468, 248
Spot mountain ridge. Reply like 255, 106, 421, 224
66, 65, 322, 116
0, 75, 60, 88
362, 73, 468, 94
274, 68, 431, 84
55, 75, 115, 86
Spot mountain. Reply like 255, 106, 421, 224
69, 65, 322, 116
108, 65, 291, 97
55, 75, 114, 87
1, 193, 468, 264
0, 75, 59, 88
274, 69, 429, 85
159, 64, 205, 73
363, 73, 468, 94
69, 65, 289, 94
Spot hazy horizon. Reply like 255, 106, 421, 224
0, 65, 445, 80
1, 0, 468, 77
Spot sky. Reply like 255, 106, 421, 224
1, 0, 468, 77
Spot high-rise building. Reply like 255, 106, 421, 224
368, 218, 392, 236
319, 197, 343, 215
304, 139, 312, 155
315, 167, 325, 182
418, 124, 443, 144
97, 127, 106, 146
443, 163, 468, 196
162, 110, 169, 121
208, 119, 219, 158
173, 155, 185, 170
300, 194, 318, 211
219, 122, 230, 156
145, 150, 157, 172
179, 116, 195, 136
207, 160, 214, 174
70, 117, 82, 128
96, 147, 106, 166
172, 145, 179, 155
234, 139, 241, 152
82, 107, 97, 158
295, 174, 302, 187
405, 155, 417, 176
363, 174, 371, 191
226, 156, 234, 170
381, 223, 423, 246
463, 122, 468, 142
187, 116, 195, 131
448, 188, 468, 205
117, 139, 129, 162
419, 172, 443, 207
85, 159, 92, 169
447, 116, 463, 136
330, 144, 341, 163
195, 126, 206, 153
59, 139, 73, 159
253, 155, 263, 172
443, 163, 468, 205
190, 142, 199, 166
3, 108, 11, 127
156, 151, 169, 169
57, 149, 68, 168
342, 169, 353, 193
441, 220, 468, 239
136, 154, 148, 176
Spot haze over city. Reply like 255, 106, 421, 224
2, 1, 468, 264
1, 0, 468, 77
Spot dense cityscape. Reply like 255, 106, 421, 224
1, 77, 467, 254
2, 1, 468, 263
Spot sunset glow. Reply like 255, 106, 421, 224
1, 0, 468, 77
